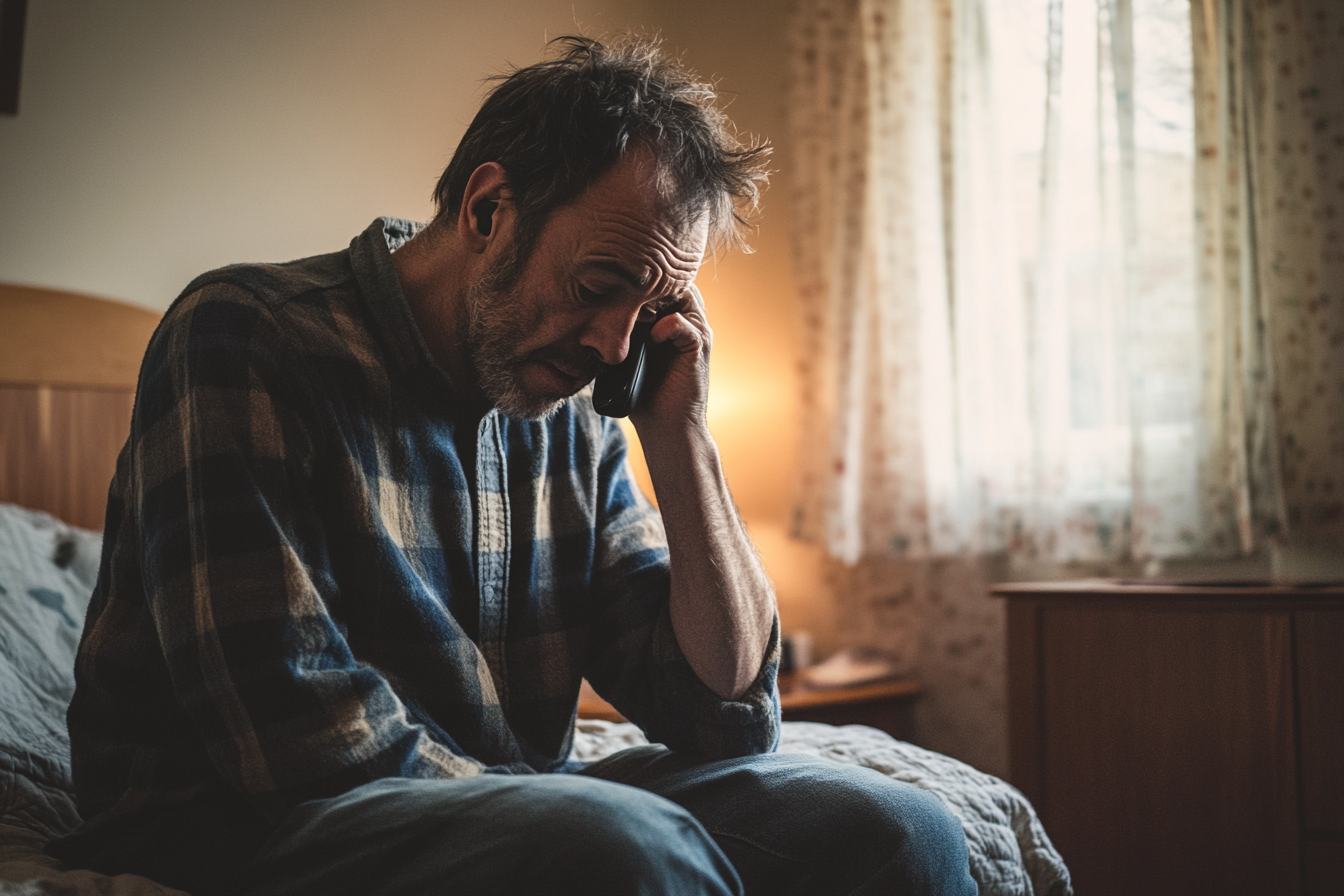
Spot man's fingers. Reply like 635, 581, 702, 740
651, 311, 710, 356
651, 284, 710, 350
679, 284, 708, 326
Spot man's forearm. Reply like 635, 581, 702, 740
640, 424, 776, 700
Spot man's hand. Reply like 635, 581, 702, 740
629, 284, 713, 431
628, 284, 777, 700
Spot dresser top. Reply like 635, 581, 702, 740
991, 578, 1344, 601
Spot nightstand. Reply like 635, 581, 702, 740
577, 675, 923, 743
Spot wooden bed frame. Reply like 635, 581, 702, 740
0, 283, 160, 530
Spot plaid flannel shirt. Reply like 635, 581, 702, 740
65, 218, 780, 838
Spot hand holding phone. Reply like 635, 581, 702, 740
592, 310, 676, 418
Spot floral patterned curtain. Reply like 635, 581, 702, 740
789, 0, 1341, 565
790, 0, 977, 563
1192, 0, 1344, 558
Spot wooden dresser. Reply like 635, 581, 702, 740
993, 580, 1344, 896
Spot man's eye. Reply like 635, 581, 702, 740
577, 285, 605, 304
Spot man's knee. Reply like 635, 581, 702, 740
815, 771, 976, 894
731, 755, 976, 894
527, 776, 740, 896
868, 782, 967, 857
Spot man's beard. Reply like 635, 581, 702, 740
465, 242, 605, 420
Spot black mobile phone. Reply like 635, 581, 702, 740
592, 314, 672, 418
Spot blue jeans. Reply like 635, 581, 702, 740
236, 746, 978, 896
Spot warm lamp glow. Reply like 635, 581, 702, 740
616, 362, 793, 511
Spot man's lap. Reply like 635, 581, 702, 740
581, 746, 977, 896
239, 771, 737, 896
235, 747, 977, 896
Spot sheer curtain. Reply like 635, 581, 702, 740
789, 0, 1247, 564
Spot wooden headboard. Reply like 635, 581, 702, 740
0, 284, 160, 530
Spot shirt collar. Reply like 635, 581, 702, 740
349, 216, 466, 403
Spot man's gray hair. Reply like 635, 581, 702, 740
433, 35, 771, 257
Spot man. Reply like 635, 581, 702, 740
54, 36, 977, 896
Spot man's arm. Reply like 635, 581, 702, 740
630, 286, 776, 700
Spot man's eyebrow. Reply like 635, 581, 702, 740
587, 261, 650, 290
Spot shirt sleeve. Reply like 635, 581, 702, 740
129, 284, 492, 820
582, 418, 781, 758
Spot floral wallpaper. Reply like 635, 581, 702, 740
823, 555, 1009, 778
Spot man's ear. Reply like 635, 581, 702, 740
475, 200, 498, 236
458, 162, 510, 254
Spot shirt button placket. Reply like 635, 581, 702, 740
476, 411, 511, 702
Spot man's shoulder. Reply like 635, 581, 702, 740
175, 249, 357, 319
155, 249, 371, 360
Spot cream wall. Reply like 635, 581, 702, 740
1, 0, 652, 306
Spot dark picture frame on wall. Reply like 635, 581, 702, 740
1, 0, 27, 115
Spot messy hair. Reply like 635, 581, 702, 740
433, 34, 771, 256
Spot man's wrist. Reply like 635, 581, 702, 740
636, 419, 719, 487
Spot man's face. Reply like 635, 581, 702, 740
464, 154, 709, 420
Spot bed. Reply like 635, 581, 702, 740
0, 283, 1072, 896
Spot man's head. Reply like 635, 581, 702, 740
456, 147, 710, 419
434, 34, 770, 268
403, 35, 769, 419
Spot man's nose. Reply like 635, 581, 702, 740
579, 307, 641, 366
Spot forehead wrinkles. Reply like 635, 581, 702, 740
587, 208, 705, 296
